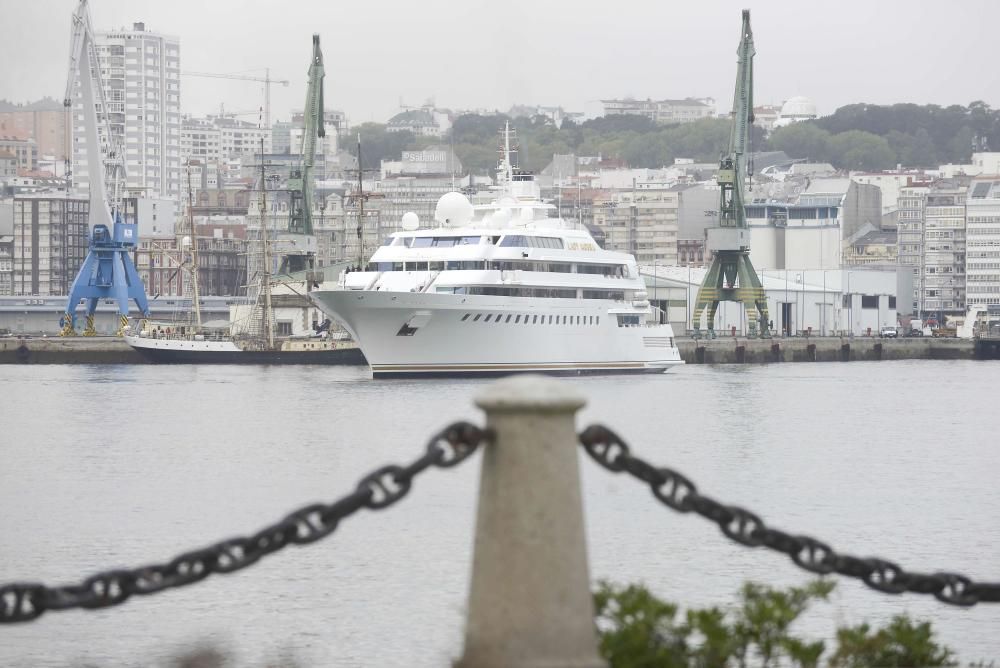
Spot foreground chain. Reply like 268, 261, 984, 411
579, 424, 1000, 607
0, 422, 488, 624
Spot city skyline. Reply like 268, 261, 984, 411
2, 0, 1000, 126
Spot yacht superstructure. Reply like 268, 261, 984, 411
309, 125, 684, 378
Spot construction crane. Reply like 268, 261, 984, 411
59, 0, 149, 337
181, 69, 289, 130
277, 34, 324, 280
691, 10, 770, 339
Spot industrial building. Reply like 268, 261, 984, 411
642, 265, 907, 338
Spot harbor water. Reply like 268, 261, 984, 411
1, 361, 999, 666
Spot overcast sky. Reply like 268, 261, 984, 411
2, 0, 999, 126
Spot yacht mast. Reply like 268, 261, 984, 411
356, 133, 365, 269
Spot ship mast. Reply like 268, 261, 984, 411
185, 161, 202, 330
258, 138, 275, 348
692, 10, 770, 338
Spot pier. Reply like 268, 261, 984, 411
1, 334, 980, 365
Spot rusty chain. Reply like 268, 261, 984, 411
0, 422, 488, 624
579, 424, 1000, 607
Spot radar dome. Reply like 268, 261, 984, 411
401, 211, 420, 231
181, 235, 192, 247
434, 192, 474, 227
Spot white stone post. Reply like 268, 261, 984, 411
455, 376, 606, 668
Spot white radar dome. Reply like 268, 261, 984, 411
181, 235, 192, 247
434, 192, 474, 227
401, 211, 420, 231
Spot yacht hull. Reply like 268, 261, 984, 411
310, 290, 684, 378
124, 335, 367, 365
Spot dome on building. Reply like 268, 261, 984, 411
779, 96, 817, 120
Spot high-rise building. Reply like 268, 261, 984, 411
896, 185, 929, 314
71, 22, 180, 200
920, 185, 966, 315
965, 178, 1000, 308
12, 194, 89, 295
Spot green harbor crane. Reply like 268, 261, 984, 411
279, 34, 325, 282
692, 10, 770, 339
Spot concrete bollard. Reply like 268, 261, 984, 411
455, 375, 606, 668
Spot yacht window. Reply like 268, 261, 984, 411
577, 263, 622, 276
484, 314, 493, 322
473, 314, 482, 322
461, 314, 470, 321
409, 262, 429, 271
562, 316, 567, 324
381, 237, 393, 246
411, 237, 433, 248
446, 260, 482, 270
527, 236, 564, 249
533, 315, 538, 324
596, 316, 600, 325
374, 262, 393, 271
589, 316, 594, 325
495, 315, 503, 324
505, 314, 512, 323
515, 315, 521, 323
548, 315, 553, 324
392, 263, 404, 271
490, 236, 501, 245
459, 236, 482, 245
498, 234, 527, 247
429, 261, 444, 271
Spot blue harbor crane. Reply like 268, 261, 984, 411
59, 0, 149, 337
692, 10, 770, 339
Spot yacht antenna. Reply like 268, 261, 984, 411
357, 133, 365, 269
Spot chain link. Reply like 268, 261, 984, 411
0, 422, 488, 624
579, 424, 1000, 607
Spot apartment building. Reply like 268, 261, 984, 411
896, 185, 929, 313
921, 187, 966, 314
592, 189, 679, 264
71, 22, 181, 199
180, 115, 271, 166
600, 98, 714, 125
965, 179, 1000, 307
11, 194, 89, 295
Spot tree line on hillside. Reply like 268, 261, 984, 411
347, 101, 1000, 176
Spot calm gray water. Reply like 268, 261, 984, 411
1, 361, 998, 667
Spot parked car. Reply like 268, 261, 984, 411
880, 326, 898, 338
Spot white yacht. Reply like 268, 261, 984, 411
309, 127, 684, 378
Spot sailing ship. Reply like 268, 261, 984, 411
124, 160, 365, 365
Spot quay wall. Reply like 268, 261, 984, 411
677, 336, 975, 364
1, 335, 980, 365
0, 337, 145, 364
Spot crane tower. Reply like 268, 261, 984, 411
59, 0, 149, 336
692, 10, 770, 339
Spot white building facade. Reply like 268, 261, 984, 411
71, 22, 181, 200
965, 179, 1000, 307
643, 266, 903, 337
